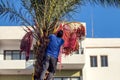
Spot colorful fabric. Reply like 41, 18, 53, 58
56, 22, 85, 70
56, 22, 85, 55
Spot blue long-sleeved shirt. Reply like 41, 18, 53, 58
46, 34, 64, 58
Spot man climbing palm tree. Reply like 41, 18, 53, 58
40, 30, 64, 80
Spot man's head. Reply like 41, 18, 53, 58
57, 30, 63, 38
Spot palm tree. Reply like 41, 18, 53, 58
0, 0, 120, 80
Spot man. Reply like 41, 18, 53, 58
40, 30, 64, 80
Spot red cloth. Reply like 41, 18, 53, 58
54, 23, 85, 69
20, 31, 33, 61
56, 23, 85, 55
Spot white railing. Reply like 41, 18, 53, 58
61, 54, 84, 64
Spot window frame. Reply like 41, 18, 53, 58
100, 55, 108, 67
90, 56, 98, 67
4, 50, 34, 60
4, 50, 20, 60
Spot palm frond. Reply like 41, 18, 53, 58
85, 0, 120, 7
0, 0, 34, 26
30, 0, 83, 32
21, 0, 35, 19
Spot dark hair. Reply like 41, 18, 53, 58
57, 30, 63, 38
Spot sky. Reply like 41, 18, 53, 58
70, 4, 120, 38
0, 0, 120, 38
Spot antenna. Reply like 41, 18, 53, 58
91, 6, 94, 38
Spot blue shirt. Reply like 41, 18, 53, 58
46, 34, 64, 58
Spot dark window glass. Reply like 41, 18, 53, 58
63, 78, 70, 80
21, 52, 26, 60
4, 51, 12, 60
54, 78, 62, 80
90, 56, 97, 67
101, 56, 108, 67
12, 51, 20, 60
29, 51, 34, 59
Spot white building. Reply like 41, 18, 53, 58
0, 26, 120, 80
83, 38, 120, 80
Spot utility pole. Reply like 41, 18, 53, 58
91, 6, 94, 38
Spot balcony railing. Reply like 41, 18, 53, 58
0, 53, 85, 70
0, 60, 26, 69
58, 54, 85, 69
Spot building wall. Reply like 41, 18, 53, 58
1, 27, 120, 80
0, 75, 32, 80
0, 27, 25, 39
0, 70, 81, 80
0, 26, 84, 80
0, 26, 25, 60
55, 70, 81, 77
83, 38, 120, 80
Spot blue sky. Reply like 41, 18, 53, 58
0, 0, 120, 38
70, 4, 120, 38
80, 6, 120, 38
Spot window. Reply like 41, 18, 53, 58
71, 78, 80, 80
5, 51, 12, 60
21, 51, 26, 60
4, 50, 34, 60
90, 56, 97, 67
101, 55, 108, 67
29, 51, 34, 59
79, 48, 84, 54
12, 50, 20, 60
73, 48, 84, 54
54, 78, 62, 80
54, 77, 80, 80
63, 78, 70, 80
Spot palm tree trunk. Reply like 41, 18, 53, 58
33, 32, 49, 80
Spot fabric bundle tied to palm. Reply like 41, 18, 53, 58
56, 22, 85, 55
